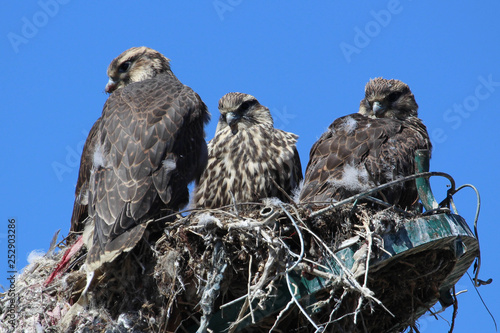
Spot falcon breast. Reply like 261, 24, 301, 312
192, 92, 302, 209
71, 47, 210, 270
299, 78, 431, 210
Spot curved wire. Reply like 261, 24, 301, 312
285, 270, 323, 332
309, 171, 456, 217
308, 172, 484, 284
279, 203, 305, 273
467, 272, 497, 331
449, 184, 482, 287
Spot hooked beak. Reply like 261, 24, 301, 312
105, 78, 117, 94
226, 112, 240, 134
372, 101, 385, 116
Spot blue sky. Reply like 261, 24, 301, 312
1, 2, 499, 332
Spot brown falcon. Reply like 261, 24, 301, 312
299, 78, 431, 210
71, 47, 210, 271
192, 92, 302, 209
70, 119, 101, 236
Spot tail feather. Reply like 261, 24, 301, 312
86, 223, 147, 272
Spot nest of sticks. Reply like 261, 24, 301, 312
0, 199, 458, 333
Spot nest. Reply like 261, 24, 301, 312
0, 200, 459, 333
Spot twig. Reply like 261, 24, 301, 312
197, 241, 227, 333
301, 216, 394, 318
294, 263, 342, 282
269, 296, 295, 333
271, 177, 296, 206
227, 249, 279, 332
230, 191, 239, 216
361, 216, 373, 288
250, 249, 278, 299
220, 294, 246, 309
448, 286, 458, 333
323, 289, 349, 332
354, 215, 374, 324
247, 256, 255, 324
223, 211, 281, 230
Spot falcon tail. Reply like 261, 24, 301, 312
86, 223, 147, 272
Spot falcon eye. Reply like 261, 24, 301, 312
118, 61, 131, 73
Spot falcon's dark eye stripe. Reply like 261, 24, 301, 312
239, 99, 257, 112
386, 92, 400, 103
118, 61, 131, 73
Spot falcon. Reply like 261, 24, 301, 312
70, 119, 100, 236
192, 92, 302, 209
72, 47, 210, 271
299, 78, 431, 210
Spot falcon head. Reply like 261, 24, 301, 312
358, 78, 418, 120
105, 46, 171, 93
216, 92, 274, 135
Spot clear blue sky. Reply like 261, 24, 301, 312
1, 2, 498, 332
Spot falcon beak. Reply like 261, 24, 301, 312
105, 78, 117, 94
226, 112, 240, 134
372, 101, 385, 116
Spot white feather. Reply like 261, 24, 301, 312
262, 197, 284, 206
162, 159, 176, 172
292, 179, 305, 204
27, 249, 46, 264
330, 163, 371, 192
117, 314, 132, 329
92, 143, 106, 169
339, 116, 358, 135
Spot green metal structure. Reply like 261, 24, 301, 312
195, 150, 480, 332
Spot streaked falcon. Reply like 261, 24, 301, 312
299, 78, 431, 210
192, 92, 302, 209
71, 47, 210, 271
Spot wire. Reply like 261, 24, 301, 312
279, 203, 305, 273
309, 171, 456, 218
449, 184, 482, 287
285, 270, 323, 332
467, 272, 497, 331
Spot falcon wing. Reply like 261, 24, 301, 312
70, 118, 101, 235
300, 113, 430, 208
87, 76, 208, 269
269, 129, 303, 198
